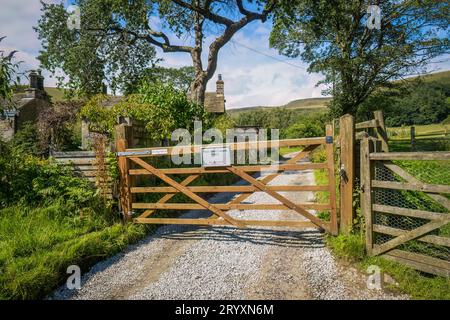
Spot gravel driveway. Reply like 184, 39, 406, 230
51, 153, 408, 300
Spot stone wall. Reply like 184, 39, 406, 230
0, 119, 15, 142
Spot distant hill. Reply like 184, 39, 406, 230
227, 70, 450, 114
44, 87, 68, 102
406, 70, 450, 85
227, 97, 331, 115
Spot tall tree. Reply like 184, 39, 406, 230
270, 0, 450, 117
36, 0, 276, 103
125, 66, 195, 94
36, 1, 158, 97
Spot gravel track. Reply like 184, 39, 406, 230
51, 153, 408, 300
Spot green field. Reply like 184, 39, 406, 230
388, 123, 450, 152
388, 123, 450, 138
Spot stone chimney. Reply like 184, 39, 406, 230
29, 70, 39, 89
26, 70, 46, 99
37, 69, 44, 90
216, 74, 224, 95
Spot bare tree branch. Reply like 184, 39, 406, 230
171, 0, 234, 26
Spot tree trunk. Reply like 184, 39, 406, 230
188, 7, 207, 106
189, 72, 207, 105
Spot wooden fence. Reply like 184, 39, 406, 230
360, 138, 450, 277
52, 151, 115, 199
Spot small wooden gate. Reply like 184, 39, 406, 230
116, 124, 338, 235
361, 138, 450, 276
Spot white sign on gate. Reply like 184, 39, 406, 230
201, 146, 231, 167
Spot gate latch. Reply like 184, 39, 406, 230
325, 136, 333, 144
339, 164, 348, 183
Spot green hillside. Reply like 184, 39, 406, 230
44, 87, 69, 102
408, 70, 450, 85
228, 97, 330, 115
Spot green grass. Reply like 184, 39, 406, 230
326, 233, 450, 299
388, 123, 450, 140
279, 146, 303, 156
0, 204, 147, 300
411, 70, 450, 86
388, 123, 450, 152
309, 147, 333, 221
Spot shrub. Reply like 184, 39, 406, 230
283, 121, 323, 139
0, 143, 102, 211
11, 122, 40, 156
211, 113, 236, 135
326, 233, 366, 262
37, 101, 83, 154
80, 82, 211, 140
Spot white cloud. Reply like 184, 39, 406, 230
202, 21, 328, 108
154, 20, 328, 108
0, 0, 65, 87
1, 1, 448, 106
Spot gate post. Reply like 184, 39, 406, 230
374, 110, 389, 152
325, 124, 338, 235
410, 126, 416, 151
339, 114, 355, 234
115, 124, 133, 223
360, 137, 374, 255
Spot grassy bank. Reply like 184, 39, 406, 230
326, 233, 450, 299
0, 205, 147, 299
0, 141, 151, 300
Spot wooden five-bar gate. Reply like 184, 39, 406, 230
116, 124, 338, 235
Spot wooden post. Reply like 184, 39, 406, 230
360, 137, 373, 255
115, 124, 133, 222
410, 126, 416, 151
373, 110, 389, 152
325, 124, 338, 235
339, 114, 355, 234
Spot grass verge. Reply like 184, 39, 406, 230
0, 204, 148, 300
326, 233, 450, 299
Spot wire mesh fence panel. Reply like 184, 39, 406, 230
363, 144, 450, 276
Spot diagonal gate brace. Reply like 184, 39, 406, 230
227, 166, 330, 232
129, 157, 246, 228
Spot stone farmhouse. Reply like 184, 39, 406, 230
0, 70, 52, 141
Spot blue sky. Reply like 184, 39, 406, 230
1, 0, 449, 109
